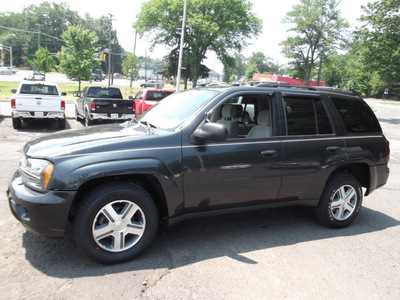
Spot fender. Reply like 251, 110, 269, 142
51, 156, 184, 217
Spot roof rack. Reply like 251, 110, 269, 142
256, 82, 355, 96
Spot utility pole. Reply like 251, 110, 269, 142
36, 24, 42, 50
111, 30, 117, 85
176, 0, 187, 92
107, 14, 113, 87
133, 31, 137, 56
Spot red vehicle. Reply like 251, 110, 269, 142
133, 88, 174, 116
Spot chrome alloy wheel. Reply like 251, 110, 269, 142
330, 184, 357, 221
92, 200, 146, 252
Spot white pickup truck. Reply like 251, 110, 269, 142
11, 81, 66, 129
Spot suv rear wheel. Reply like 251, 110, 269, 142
74, 182, 159, 264
314, 173, 363, 228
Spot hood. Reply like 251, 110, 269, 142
24, 122, 168, 159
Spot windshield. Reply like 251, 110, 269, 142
137, 89, 219, 130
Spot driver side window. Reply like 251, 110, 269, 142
208, 94, 272, 139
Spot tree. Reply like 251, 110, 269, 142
356, 0, 400, 87
21, 2, 80, 62
32, 46, 55, 74
322, 43, 386, 97
0, 3, 125, 70
247, 52, 275, 74
135, 0, 261, 87
57, 26, 99, 91
122, 53, 138, 89
281, 0, 349, 85
245, 64, 259, 81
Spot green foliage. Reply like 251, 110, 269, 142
229, 74, 236, 84
281, 0, 349, 85
356, 0, 400, 86
0, 2, 124, 72
31, 46, 56, 73
321, 43, 387, 97
247, 52, 275, 74
122, 53, 138, 88
245, 64, 259, 81
223, 53, 248, 83
56, 26, 100, 91
135, 0, 262, 86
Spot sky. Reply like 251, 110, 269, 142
2, 0, 371, 74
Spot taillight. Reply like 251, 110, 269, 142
11, 98, 16, 109
90, 102, 96, 111
61, 101, 65, 110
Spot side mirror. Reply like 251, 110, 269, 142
61, 92, 67, 96
128, 96, 133, 100
193, 122, 228, 144
73, 92, 81, 97
11, 89, 17, 93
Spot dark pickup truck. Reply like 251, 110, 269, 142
75, 86, 135, 126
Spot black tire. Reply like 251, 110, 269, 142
313, 173, 363, 228
85, 110, 94, 127
74, 182, 159, 264
75, 106, 81, 121
58, 118, 66, 130
12, 118, 22, 129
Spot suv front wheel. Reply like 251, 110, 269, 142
74, 182, 159, 264
314, 173, 363, 228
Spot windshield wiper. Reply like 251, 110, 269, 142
139, 120, 157, 134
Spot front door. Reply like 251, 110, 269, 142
182, 92, 283, 213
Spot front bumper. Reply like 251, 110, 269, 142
7, 174, 76, 237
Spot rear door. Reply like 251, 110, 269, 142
278, 93, 347, 202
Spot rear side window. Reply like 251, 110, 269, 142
331, 98, 381, 133
284, 97, 333, 135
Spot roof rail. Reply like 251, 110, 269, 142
256, 82, 355, 96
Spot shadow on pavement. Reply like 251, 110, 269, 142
22, 205, 400, 278
12, 119, 72, 131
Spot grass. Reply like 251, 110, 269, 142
0, 81, 142, 101
380, 101, 400, 106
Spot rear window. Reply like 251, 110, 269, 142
87, 87, 123, 98
19, 84, 59, 95
146, 91, 173, 101
331, 98, 382, 133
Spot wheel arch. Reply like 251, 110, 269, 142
325, 163, 370, 196
70, 174, 169, 223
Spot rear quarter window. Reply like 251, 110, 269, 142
331, 97, 382, 133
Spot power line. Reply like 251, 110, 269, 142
0, 25, 65, 43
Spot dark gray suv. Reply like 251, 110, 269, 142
7, 84, 390, 264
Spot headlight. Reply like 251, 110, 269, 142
19, 157, 54, 192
